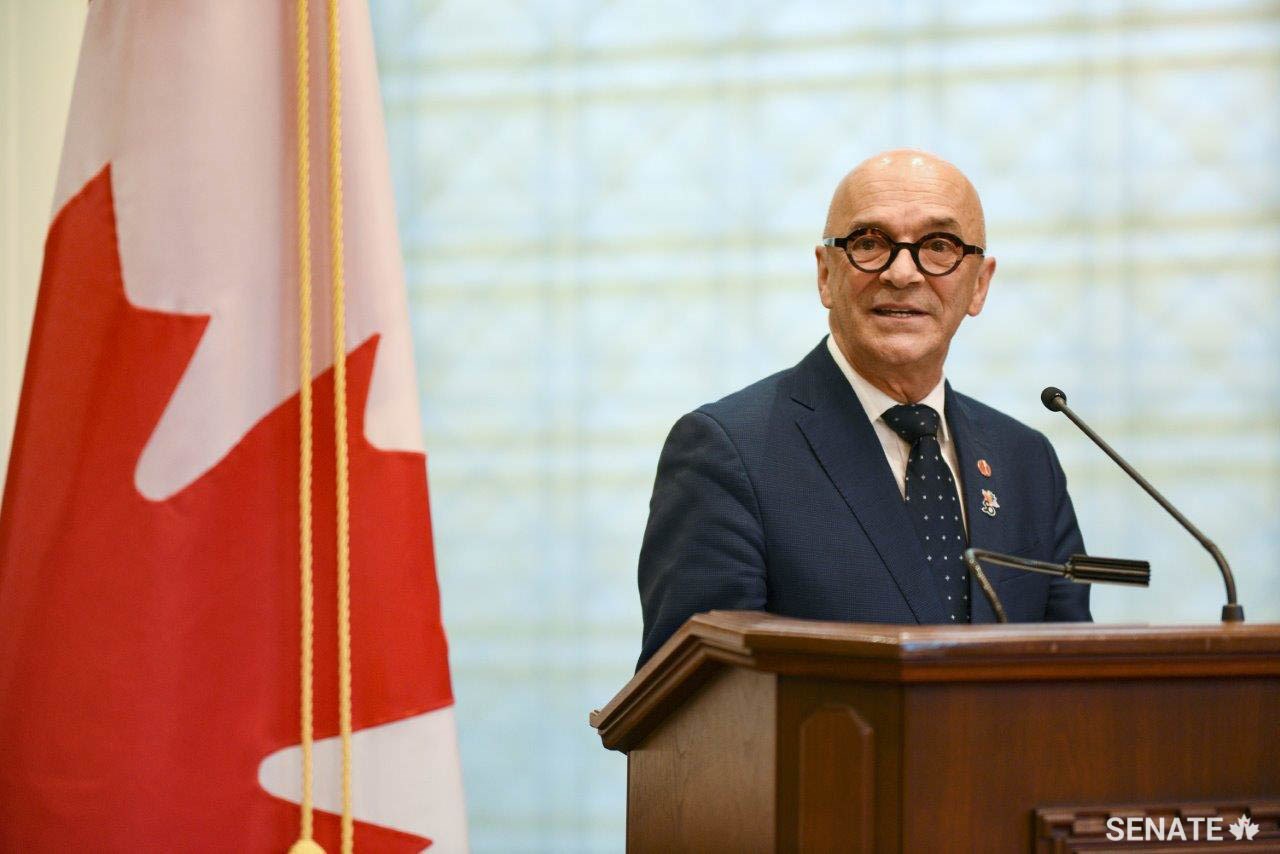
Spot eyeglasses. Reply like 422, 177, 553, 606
822, 227, 984, 276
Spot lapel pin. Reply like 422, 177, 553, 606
977, 459, 992, 477
980, 488, 1000, 517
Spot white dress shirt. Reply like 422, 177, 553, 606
825, 335, 969, 533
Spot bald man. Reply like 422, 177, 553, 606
637, 150, 1090, 667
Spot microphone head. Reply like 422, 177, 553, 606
1041, 386, 1067, 412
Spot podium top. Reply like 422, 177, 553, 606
590, 611, 1280, 750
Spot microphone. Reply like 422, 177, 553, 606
1040, 386, 1244, 622
963, 548, 1150, 623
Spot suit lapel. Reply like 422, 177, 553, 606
946, 385, 1016, 622
789, 343, 949, 624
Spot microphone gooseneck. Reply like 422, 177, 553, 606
1040, 387, 1244, 622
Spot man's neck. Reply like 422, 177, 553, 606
831, 333, 944, 404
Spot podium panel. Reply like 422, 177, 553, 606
591, 612, 1280, 852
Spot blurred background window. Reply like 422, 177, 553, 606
370, 2, 1280, 850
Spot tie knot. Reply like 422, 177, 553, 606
883, 404, 940, 444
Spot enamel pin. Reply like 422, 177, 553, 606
980, 488, 1000, 517
977, 459, 992, 477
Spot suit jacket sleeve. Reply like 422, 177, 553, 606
1041, 432, 1092, 621
637, 411, 767, 667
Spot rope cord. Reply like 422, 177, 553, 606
292, 0, 319, 850
291, 1, 351, 851
326, 0, 355, 850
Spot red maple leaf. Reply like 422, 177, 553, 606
0, 166, 452, 851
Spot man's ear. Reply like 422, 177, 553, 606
966, 255, 996, 317
816, 245, 834, 309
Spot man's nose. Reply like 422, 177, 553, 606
879, 246, 923, 289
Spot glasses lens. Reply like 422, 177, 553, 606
848, 231, 891, 271
918, 234, 964, 275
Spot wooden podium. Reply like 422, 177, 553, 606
590, 612, 1280, 852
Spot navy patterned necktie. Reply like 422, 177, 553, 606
882, 404, 971, 623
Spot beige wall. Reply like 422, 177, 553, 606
0, 0, 85, 496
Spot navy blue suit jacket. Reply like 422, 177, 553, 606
637, 339, 1091, 666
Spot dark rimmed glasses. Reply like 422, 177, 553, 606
822, 227, 984, 276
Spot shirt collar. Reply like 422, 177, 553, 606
825, 335, 951, 443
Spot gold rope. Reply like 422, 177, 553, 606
289, 0, 322, 852
289, 3, 352, 850
326, 0, 355, 850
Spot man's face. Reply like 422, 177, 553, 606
816, 157, 995, 383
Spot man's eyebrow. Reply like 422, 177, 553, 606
920, 216, 962, 231
847, 216, 963, 234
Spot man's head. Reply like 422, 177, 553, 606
816, 149, 996, 402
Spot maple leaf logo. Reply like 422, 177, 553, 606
1228, 813, 1260, 841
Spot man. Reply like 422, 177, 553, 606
637, 149, 1090, 667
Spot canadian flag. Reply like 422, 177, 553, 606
0, 2, 467, 851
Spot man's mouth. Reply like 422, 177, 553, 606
872, 306, 927, 318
